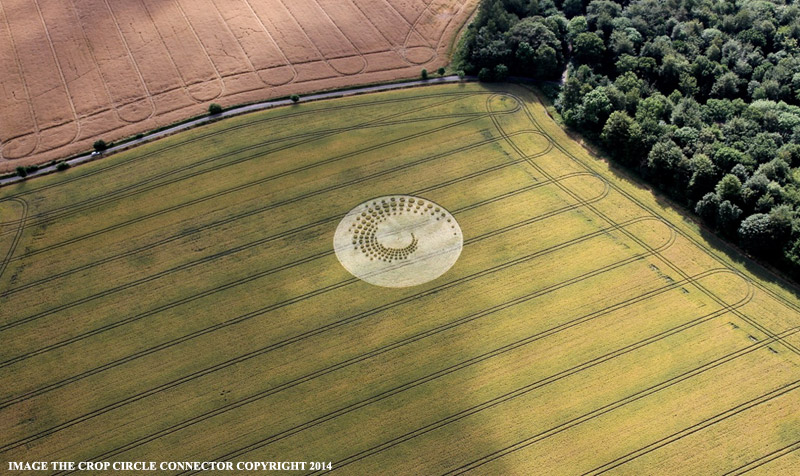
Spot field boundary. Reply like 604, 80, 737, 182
0, 77, 471, 187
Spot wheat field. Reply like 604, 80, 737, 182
0, 83, 798, 475
0, 0, 476, 169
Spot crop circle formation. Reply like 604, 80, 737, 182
333, 195, 463, 287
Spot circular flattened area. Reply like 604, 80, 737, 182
334, 195, 463, 288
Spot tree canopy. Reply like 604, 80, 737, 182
458, 0, 800, 280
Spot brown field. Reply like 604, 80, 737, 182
0, 0, 477, 171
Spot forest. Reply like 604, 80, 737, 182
457, 0, 800, 280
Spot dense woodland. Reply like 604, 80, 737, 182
457, 0, 800, 280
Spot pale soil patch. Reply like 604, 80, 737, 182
334, 195, 463, 288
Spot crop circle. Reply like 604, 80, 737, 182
334, 195, 463, 287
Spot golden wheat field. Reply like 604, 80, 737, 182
0, 83, 799, 475
0, 0, 476, 170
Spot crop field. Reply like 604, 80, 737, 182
0, 0, 476, 171
0, 83, 799, 474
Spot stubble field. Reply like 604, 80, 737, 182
0, 83, 799, 474
0, 0, 476, 171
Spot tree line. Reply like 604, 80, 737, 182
457, 0, 800, 280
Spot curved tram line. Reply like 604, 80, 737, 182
0, 91, 507, 232
0, 91, 483, 203
0, 127, 545, 299
54, 220, 685, 474
177, 265, 753, 476
2, 89, 797, 473
512, 92, 800, 358
0, 198, 27, 281
0, 131, 557, 367
423, 91, 800, 475
1, 171, 611, 452
404, 92, 800, 474
505, 88, 800, 357
185, 92, 791, 473
0, 168, 587, 405
0, 117, 533, 332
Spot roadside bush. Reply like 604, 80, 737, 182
421, 68, 428, 80
56, 162, 70, 171
93, 139, 107, 152
15, 166, 26, 178
437, 67, 446, 76
208, 103, 223, 115
290, 94, 300, 103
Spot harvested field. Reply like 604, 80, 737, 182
0, 0, 477, 171
0, 84, 799, 474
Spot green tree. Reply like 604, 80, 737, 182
738, 213, 782, 256
562, 0, 583, 18
635, 94, 669, 123
711, 72, 743, 98
610, 29, 635, 57
738, 205, 795, 256
516, 41, 535, 65
679, 73, 699, 96
573, 32, 606, 65
507, 17, 565, 76
647, 140, 686, 185
671, 98, 704, 129
688, 154, 718, 197
601, 111, 634, 161
747, 133, 780, 164
717, 200, 743, 235
585, 0, 621, 36
756, 158, 791, 184
695, 192, 721, 222
713, 147, 749, 171
716, 174, 743, 203
660, 54, 690, 90
494, 63, 509, 80
567, 16, 588, 40
581, 87, 612, 129
535, 45, 560, 78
